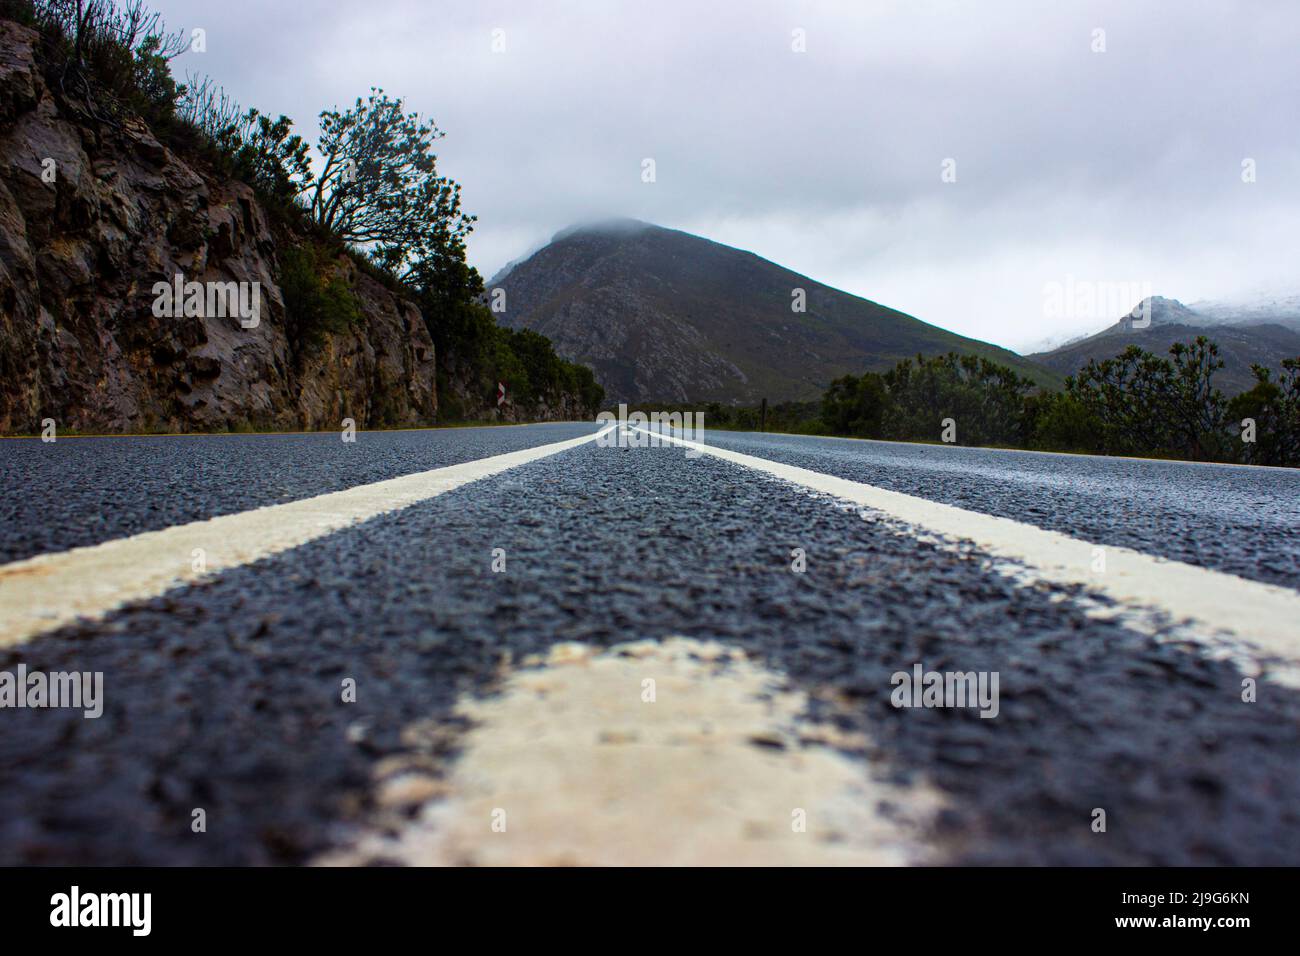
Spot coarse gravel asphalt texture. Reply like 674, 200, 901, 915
0, 422, 602, 564
699, 430, 1300, 591
2, 433, 1298, 865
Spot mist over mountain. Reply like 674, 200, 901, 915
488, 219, 1055, 404
1189, 291, 1300, 331
1029, 296, 1300, 394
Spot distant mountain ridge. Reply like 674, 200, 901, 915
1029, 296, 1300, 394
1188, 292, 1300, 331
488, 219, 1058, 404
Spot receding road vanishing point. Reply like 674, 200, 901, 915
2, 422, 1298, 866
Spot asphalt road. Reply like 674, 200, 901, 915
1, 424, 1297, 865
0, 423, 601, 564
700, 430, 1300, 590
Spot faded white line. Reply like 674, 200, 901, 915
318, 637, 942, 866
633, 426, 1300, 667
0, 426, 614, 648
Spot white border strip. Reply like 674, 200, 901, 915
0, 426, 613, 648
635, 427, 1300, 663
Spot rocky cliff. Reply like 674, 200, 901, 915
0, 19, 436, 434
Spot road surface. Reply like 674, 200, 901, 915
1, 422, 1298, 865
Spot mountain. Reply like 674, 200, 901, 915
1189, 292, 1300, 331
1028, 296, 1300, 394
487, 219, 1058, 404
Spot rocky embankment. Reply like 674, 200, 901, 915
0, 19, 437, 433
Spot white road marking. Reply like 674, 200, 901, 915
0, 426, 614, 649
633, 427, 1300, 667
318, 637, 942, 866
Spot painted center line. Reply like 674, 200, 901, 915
633, 426, 1300, 668
0, 426, 614, 649
319, 637, 942, 866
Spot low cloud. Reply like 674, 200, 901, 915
163, 0, 1300, 350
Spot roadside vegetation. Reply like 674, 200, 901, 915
821, 336, 1299, 466
5, 0, 602, 419
630, 337, 1300, 468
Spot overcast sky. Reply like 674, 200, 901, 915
160, 0, 1299, 352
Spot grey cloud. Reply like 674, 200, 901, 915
159, 0, 1300, 350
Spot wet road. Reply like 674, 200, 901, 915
0, 423, 600, 563
701, 430, 1300, 590
1, 424, 1297, 865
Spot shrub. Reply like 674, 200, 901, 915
279, 244, 362, 354
19, 0, 189, 124
821, 372, 888, 437
880, 353, 1035, 446
1067, 337, 1228, 460
1228, 359, 1300, 466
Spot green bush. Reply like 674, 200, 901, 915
412, 265, 604, 419
279, 244, 362, 354
1024, 391, 1100, 453
1228, 359, 1300, 466
808, 338, 1299, 466
821, 372, 888, 437
17, 0, 189, 124
1066, 337, 1228, 460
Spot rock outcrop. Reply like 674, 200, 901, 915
0, 20, 436, 433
